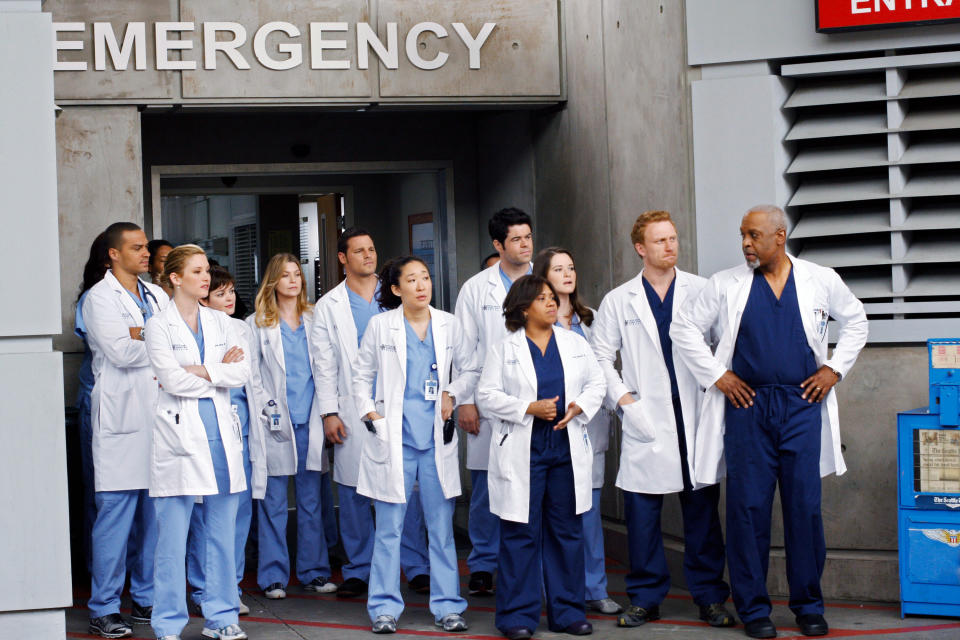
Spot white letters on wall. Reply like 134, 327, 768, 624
53, 23, 86, 71
406, 22, 449, 70
357, 22, 398, 70
93, 22, 146, 71
253, 22, 303, 71
309, 22, 350, 70
155, 22, 197, 71
203, 22, 250, 70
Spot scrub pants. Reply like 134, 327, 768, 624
622, 485, 728, 609
724, 385, 825, 623
496, 431, 584, 633
467, 469, 499, 574
368, 445, 466, 623
258, 423, 331, 588
188, 435, 253, 603
321, 471, 339, 550
582, 488, 609, 601
88, 489, 156, 618
337, 482, 430, 583
153, 437, 239, 638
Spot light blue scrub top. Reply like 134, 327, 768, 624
281, 319, 315, 425
127, 280, 156, 322
348, 282, 382, 347
75, 291, 94, 402
401, 318, 437, 451
555, 311, 586, 339
499, 264, 533, 293
230, 386, 250, 438
188, 315, 221, 442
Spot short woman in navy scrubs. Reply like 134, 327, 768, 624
534, 247, 621, 616
145, 245, 249, 640
478, 276, 605, 640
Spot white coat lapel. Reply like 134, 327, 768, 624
487, 266, 507, 308
108, 271, 149, 327
672, 271, 690, 320
790, 257, 821, 356
726, 266, 754, 336
389, 308, 407, 379
264, 323, 285, 372
512, 329, 538, 398
431, 308, 449, 382
331, 284, 360, 363
629, 273, 662, 359
169, 304, 202, 365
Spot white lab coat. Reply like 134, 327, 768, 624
591, 269, 709, 494
311, 280, 375, 487
477, 326, 606, 523
352, 306, 480, 504
454, 262, 530, 470
578, 317, 614, 489
670, 256, 868, 487
83, 270, 168, 492
233, 317, 269, 500
246, 309, 329, 477
145, 304, 249, 497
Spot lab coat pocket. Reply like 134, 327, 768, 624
364, 418, 390, 464
621, 401, 656, 443
155, 408, 192, 457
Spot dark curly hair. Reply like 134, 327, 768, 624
377, 256, 430, 310
503, 275, 557, 332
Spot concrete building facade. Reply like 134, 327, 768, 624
5, 1, 960, 636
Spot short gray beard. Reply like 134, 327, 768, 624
746, 257, 760, 269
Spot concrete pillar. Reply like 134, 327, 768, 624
0, 2, 71, 638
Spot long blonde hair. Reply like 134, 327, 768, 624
255, 253, 312, 327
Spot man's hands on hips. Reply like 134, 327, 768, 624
715, 371, 755, 408
458, 403, 480, 435
800, 365, 840, 403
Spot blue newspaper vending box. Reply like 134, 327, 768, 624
897, 339, 960, 618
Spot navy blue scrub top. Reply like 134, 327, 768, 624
188, 315, 222, 442
732, 267, 817, 386
401, 318, 438, 451
527, 332, 566, 433
642, 276, 680, 399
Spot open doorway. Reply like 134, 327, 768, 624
155, 166, 454, 313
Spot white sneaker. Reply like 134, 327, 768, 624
264, 582, 286, 599
238, 600, 250, 616
303, 576, 338, 593
201, 624, 248, 640
157, 636, 181, 640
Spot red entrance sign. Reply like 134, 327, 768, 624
817, 0, 960, 32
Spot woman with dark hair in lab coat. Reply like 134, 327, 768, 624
353, 256, 480, 634
477, 275, 606, 640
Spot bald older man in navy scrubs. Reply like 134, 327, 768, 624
671, 205, 867, 639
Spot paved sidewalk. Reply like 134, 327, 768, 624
66, 555, 960, 640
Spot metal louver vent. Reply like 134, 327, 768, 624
782, 51, 960, 342
232, 223, 257, 316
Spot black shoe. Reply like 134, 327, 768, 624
744, 616, 777, 639
188, 597, 202, 616
129, 601, 152, 624
564, 620, 593, 635
698, 602, 735, 627
468, 571, 494, 596
88, 613, 133, 638
337, 577, 368, 598
796, 613, 828, 636
408, 573, 430, 594
617, 605, 660, 627
502, 627, 533, 640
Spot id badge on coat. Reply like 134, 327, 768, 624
424, 362, 439, 401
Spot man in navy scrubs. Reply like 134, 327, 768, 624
671, 205, 868, 639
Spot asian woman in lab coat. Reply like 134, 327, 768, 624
533, 248, 622, 616
145, 245, 250, 640
476, 275, 606, 640
353, 256, 480, 634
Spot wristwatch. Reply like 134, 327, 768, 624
322, 412, 338, 419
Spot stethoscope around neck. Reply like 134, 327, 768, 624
139, 286, 161, 317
